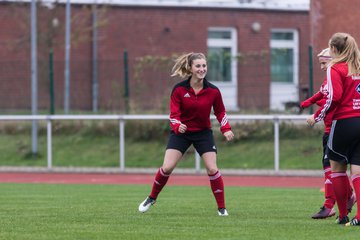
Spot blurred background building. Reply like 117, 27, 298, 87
0, 0, 327, 114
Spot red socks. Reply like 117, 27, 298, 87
323, 167, 336, 209
149, 168, 170, 199
209, 171, 225, 209
346, 174, 354, 197
351, 174, 360, 220
148, 168, 227, 210
331, 172, 350, 218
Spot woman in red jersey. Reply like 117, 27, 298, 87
302, 48, 355, 219
138, 52, 234, 216
307, 33, 360, 226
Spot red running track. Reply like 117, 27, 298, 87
0, 172, 324, 188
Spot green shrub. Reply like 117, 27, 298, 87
0, 119, 323, 142
213, 120, 323, 143
125, 120, 170, 141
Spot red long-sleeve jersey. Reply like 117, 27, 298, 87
169, 78, 231, 135
301, 78, 333, 133
301, 78, 328, 109
314, 62, 360, 123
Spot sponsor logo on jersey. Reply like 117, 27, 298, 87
356, 83, 360, 94
183, 93, 190, 98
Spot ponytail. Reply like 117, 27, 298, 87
171, 52, 206, 78
329, 32, 360, 75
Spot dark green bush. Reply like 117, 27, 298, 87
0, 119, 323, 143
279, 121, 323, 139
125, 120, 170, 141
213, 120, 323, 143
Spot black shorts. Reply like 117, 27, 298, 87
322, 133, 330, 168
166, 129, 217, 156
327, 117, 360, 166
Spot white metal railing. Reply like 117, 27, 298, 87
0, 114, 309, 172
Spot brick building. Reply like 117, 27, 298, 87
0, 0, 310, 113
310, 0, 360, 90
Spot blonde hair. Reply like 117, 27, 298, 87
171, 52, 206, 78
317, 48, 331, 58
329, 32, 360, 75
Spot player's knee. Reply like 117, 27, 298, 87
350, 165, 360, 175
161, 166, 174, 175
206, 168, 218, 175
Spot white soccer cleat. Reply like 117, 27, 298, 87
218, 208, 229, 216
138, 197, 156, 213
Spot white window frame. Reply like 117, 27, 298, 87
270, 28, 299, 86
207, 27, 237, 87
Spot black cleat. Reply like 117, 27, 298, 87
335, 216, 349, 225
345, 218, 360, 227
311, 206, 336, 219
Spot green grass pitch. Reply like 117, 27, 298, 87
0, 183, 358, 239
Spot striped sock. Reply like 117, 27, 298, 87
351, 174, 360, 220
331, 172, 350, 218
323, 167, 335, 209
149, 168, 170, 199
346, 174, 354, 197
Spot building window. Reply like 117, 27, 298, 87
207, 28, 237, 83
270, 29, 298, 84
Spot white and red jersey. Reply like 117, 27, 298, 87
169, 78, 231, 135
314, 62, 360, 123
301, 78, 332, 133
301, 78, 328, 107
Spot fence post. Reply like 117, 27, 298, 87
195, 151, 201, 173
31, 0, 38, 156
274, 117, 280, 172
119, 119, 125, 171
47, 118, 52, 169
308, 45, 314, 114
123, 50, 130, 114
49, 50, 55, 114
92, 3, 98, 113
